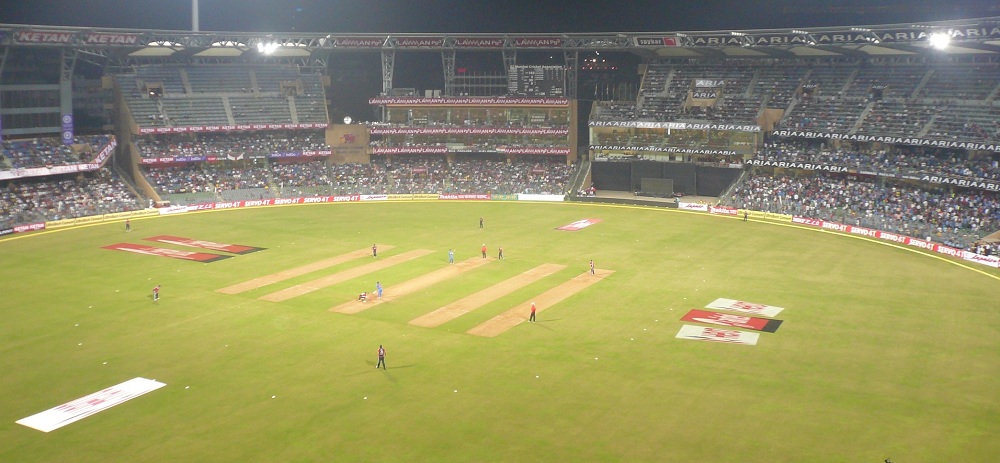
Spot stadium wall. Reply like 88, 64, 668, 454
695, 166, 742, 197
595, 160, 739, 196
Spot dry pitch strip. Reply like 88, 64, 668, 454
217, 245, 612, 337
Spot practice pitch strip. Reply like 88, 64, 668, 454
218, 248, 611, 336
216, 245, 396, 294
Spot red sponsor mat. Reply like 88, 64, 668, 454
144, 235, 264, 254
557, 218, 602, 231
103, 243, 231, 262
681, 309, 782, 333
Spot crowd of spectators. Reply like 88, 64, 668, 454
322, 163, 388, 195
379, 156, 446, 194
0, 169, 140, 229
596, 61, 1000, 142
726, 172, 1000, 252
144, 165, 215, 195
271, 160, 331, 190
210, 165, 271, 191
1, 135, 112, 170
923, 104, 1000, 144
142, 155, 574, 201
776, 97, 869, 133
593, 102, 637, 121
446, 156, 572, 195
757, 139, 1000, 182
135, 131, 328, 159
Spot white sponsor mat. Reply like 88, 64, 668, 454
705, 298, 784, 318
16, 377, 166, 432
676, 324, 760, 345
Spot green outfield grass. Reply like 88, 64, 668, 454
2, 201, 998, 462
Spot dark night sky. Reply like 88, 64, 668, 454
0, 0, 998, 33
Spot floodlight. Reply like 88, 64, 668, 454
256, 41, 279, 55
928, 32, 951, 50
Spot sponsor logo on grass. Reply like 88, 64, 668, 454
681, 309, 783, 333
16, 377, 166, 432
705, 298, 785, 317
675, 324, 760, 345
103, 243, 231, 262
557, 218, 602, 231
144, 235, 265, 254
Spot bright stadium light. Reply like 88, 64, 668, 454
257, 41, 279, 55
928, 32, 951, 50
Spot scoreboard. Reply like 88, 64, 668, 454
508, 65, 565, 97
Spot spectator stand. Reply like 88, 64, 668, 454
724, 169, 1000, 253
1, 168, 141, 229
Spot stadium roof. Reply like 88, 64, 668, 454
1, 16, 998, 64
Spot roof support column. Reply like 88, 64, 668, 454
503, 39, 517, 91
381, 47, 395, 96
60, 48, 78, 144
442, 48, 455, 97
563, 49, 577, 99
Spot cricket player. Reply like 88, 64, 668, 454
376, 345, 386, 369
